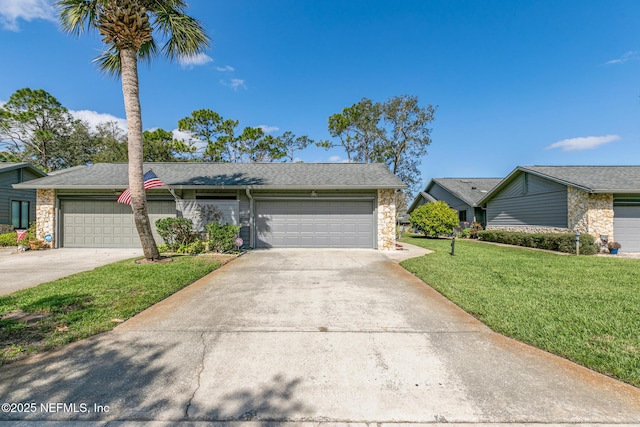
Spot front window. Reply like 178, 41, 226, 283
11, 201, 30, 229
458, 210, 467, 222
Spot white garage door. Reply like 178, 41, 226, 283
255, 199, 374, 248
61, 200, 175, 248
614, 205, 640, 253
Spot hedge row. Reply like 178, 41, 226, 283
477, 230, 598, 255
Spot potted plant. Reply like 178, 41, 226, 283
608, 241, 621, 255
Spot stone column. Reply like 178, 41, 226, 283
567, 187, 614, 243
377, 189, 397, 250
36, 189, 56, 248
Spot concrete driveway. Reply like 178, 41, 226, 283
0, 247, 143, 295
1, 245, 639, 425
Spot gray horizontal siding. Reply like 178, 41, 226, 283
494, 174, 524, 199
487, 189, 568, 228
1, 189, 38, 225
0, 169, 20, 188
0, 169, 38, 225
527, 174, 565, 194
23, 169, 42, 181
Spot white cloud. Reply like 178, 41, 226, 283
70, 109, 128, 132
220, 78, 247, 91
172, 129, 193, 142
172, 128, 207, 152
546, 135, 620, 152
0, 0, 56, 31
258, 125, 279, 133
177, 53, 213, 68
605, 51, 640, 65
215, 65, 235, 72
328, 155, 343, 162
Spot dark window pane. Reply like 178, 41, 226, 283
21, 201, 30, 228
11, 201, 20, 228
11, 200, 30, 229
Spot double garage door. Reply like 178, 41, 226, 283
614, 204, 640, 253
62, 198, 376, 249
61, 200, 175, 248
255, 199, 375, 248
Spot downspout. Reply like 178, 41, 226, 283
395, 189, 400, 241
55, 195, 61, 249
245, 188, 254, 248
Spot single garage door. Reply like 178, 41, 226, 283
614, 205, 640, 252
61, 200, 175, 248
255, 199, 374, 248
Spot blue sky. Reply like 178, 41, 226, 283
1, 0, 639, 189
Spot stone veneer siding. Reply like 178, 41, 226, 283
0, 224, 13, 234
567, 187, 614, 243
36, 189, 56, 248
377, 189, 396, 250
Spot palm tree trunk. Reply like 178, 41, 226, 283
120, 48, 160, 261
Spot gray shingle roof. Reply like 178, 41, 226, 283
14, 162, 406, 190
431, 178, 503, 206
407, 177, 502, 212
520, 166, 640, 193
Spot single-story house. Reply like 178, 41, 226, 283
13, 162, 406, 250
0, 162, 47, 233
477, 166, 640, 252
407, 178, 502, 225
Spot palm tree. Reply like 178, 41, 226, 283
57, 0, 209, 261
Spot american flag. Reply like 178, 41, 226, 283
117, 170, 164, 204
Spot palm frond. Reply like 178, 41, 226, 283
152, 4, 210, 60
56, 0, 102, 35
137, 39, 159, 64
93, 47, 121, 78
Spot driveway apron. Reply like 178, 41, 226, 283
1, 247, 639, 424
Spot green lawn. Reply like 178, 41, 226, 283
0, 255, 224, 364
400, 235, 640, 387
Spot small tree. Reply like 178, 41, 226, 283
410, 201, 458, 237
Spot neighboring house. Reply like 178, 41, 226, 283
14, 162, 406, 250
0, 163, 47, 233
477, 166, 640, 252
408, 178, 502, 226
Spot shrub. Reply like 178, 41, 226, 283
410, 201, 459, 237
178, 240, 207, 255
458, 228, 471, 238
477, 230, 597, 255
0, 232, 17, 247
206, 222, 242, 253
155, 217, 196, 252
